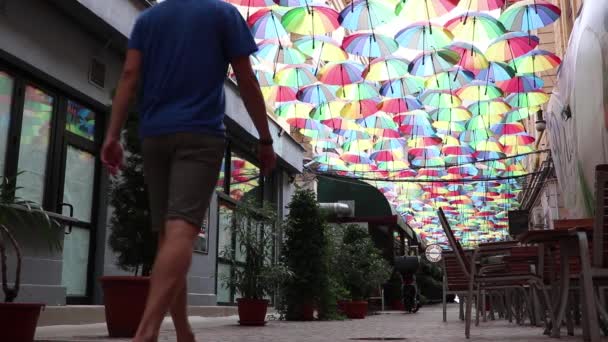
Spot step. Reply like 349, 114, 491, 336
38, 305, 238, 326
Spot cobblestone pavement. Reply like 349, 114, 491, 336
36, 304, 605, 342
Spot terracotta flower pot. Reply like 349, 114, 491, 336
344, 300, 368, 319
0, 302, 44, 342
237, 298, 269, 326
100, 276, 150, 337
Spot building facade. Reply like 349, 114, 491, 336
0, 0, 304, 306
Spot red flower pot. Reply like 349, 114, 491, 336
237, 298, 269, 326
344, 300, 368, 319
100, 276, 150, 337
0, 302, 44, 342
390, 299, 405, 311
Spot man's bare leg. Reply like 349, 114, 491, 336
133, 219, 198, 342
157, 232, 195, 342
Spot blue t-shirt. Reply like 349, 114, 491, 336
128, 0, 258, 138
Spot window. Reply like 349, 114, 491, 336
0, 72, 14, 175
66, 100, 95, 141
62, 146, 95, 222
16, 85, 54, 203
193, 208, 210, 254
229, 155, 261, 202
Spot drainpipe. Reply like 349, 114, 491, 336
319, 202, 352, 217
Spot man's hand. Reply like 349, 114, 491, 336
258, 143, 276, 176
101, 137, 124, 176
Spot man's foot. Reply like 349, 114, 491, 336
176, 330, 196, 342
132, 330, 158, 342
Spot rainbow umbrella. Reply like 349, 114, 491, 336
503, 144, 534, 155
408, 135, 444, 147
502, 107, 538, 122
419, 90, 462, 108
339, 0, 396, 30
400, 123, 437, 136
408, 49, 460, 77
342, 33, 399, 58
255, 41, 307, 65
358, 112, 399, 132
433, 121, 466, 135
341, 99, 380, 119
425, 68, 474, 90
318, 61, 365, 85
337, 82, 379, 100
343, 139, 374, 152
499, 0, 561, 32
371, 148, 405, 162
374, 138, 407, 150
282, 6, 340, 35
314, 152, 345, 165
274, 0, 313, 6
262, 85, 298, 103
448, 42, 489, 70
393, 109, 432, 125
274, 101, 315, 119
457, 0, 504, 11
254, 70, 276, 87
378, 96, 423, 113
293, 35, 348, 62
499, 133, 535, 146
380, 77, 425, 97
486, 32, 540, 62
341, 152, 373, 164
460, 128, 492, 144
447, 165, 479, 177
297, 84, 336, 104
395, 0, 459, 22
445, 12, 506, 43
274, 65, 317, 87
491, 122, 525, 135
248, 8, 289, 40
445, 155, 476, 165
467, 99, 511, 116
310, 138, 339, 149
497, 75, 544, 93
322, 117, 360, 131
286, 117, 325, 131
430, 107, 472, 122
411, 156, 445, 168
457, 81, 504, 101
506, 90, 549, 108
394, 22, 454, 51
341, 129, 372, 141
363, 57, 410, 82
310, 101, 346, 120
476, 62, 515, 83
377, 160, 410, 171
510, 49, 561, 74
474, 139, 505, 153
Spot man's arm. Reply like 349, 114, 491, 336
230, 56, 276, 175
101, 50, 142, 174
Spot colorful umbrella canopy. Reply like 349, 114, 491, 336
310, 101, 346, 120
425, 68, 475, 90
337, 82, 380, 100
342, 33, 399, 58
448, 42, 489, 70
500, 0, 561, 32
485, 32, 540, 62
341, 99, 380, 119
419, 90, 462, 108
274, 64, 318, 87
380, 77, 425, 97
255, 41, 307, 65
363, 57, 410, 82
318, 61, 365, 85
408, 49, 461, 77
297, 84, 337, 104
506, 90, 550, 107
254, 70, 276, 86
378, 96, 423, 113
274, 101, 315, 119
262, 85, 298, 103
476, 62, 516, 83
444, 12, 506, 43
395, 0, 459, 22
510, 49, 561, 74
293, 35, 348, 61
338, 0, 396, 30
394, 23, 454, 51
497, 75, 544, 93
468, 99, 512, 116
282, 6, 340, 35
248, 8, 289, 40
499, 133, 535, 146
457, 80, 504, 102
502, 107, 538, 122
430, 107, 472, 122
457, 0, 504, 12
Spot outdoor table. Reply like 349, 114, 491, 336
518, 221, 594, 338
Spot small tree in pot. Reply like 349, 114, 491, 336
336, 224, 391, 319
0, 175, 61, 342
222, 199, 291, 326
100, 113, 158, 338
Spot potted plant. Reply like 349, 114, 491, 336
100, 114, 158, 338
0, 175, 61, 342
221, 199, 291, 326
336, 224, 391, 319
281, 189, 330, 321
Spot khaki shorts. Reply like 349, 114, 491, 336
142, 132, 225, 231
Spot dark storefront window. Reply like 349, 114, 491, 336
229, 155, 261, 202
0, 72, 13, 175
66, 100, 95, 141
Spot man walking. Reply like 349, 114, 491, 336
101, 1, 276, 341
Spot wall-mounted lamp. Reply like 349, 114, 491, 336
535, 109, 546, 132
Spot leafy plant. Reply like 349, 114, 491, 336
0, 175, 61, 302
108, 114, 158, 276
336, 224, 392, 301
281, 189, 330, 320
221, 199, 291, 300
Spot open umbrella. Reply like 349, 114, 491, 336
248, 8, 290, 40
419, 90, 462, 108
457, 80, 504, 102
468, 99, 512, 116
425, 67, 474, 90
408, 49, 460, 77
499, 133, 535, 146
476, 62, 515, 83
310, 101, 345, 120
337, 82, 379, 100
457, 0, 504, 12
230, 0, 277, 19
261, 85, 298, 103
380, 77, 425, 97
274, 64, 318, 87
430, 107, 472, 122
448, 42, 489, 70
394, 22, 454, 51
282, 6, 340, 35
486, 32, 540, 62
274, 101, 315, 119
395, 0, 459, 22
506, 90, 550, 108
342, 33, 399, 58
378, 96, 423, 113
363, 57, 410, 82
444, 12, 506, 43
254, 70, 276, 86
341, 99, 380, 119
318, 61, 365, 85
502, 107, 538, 122
499, 0, 561, 32
255, 41, 307, 65
339, 0, 396, 31
497, 75, 544, 93
294, 35, 348, 62
510, 50, 561, 74
297, 84, 337, 104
